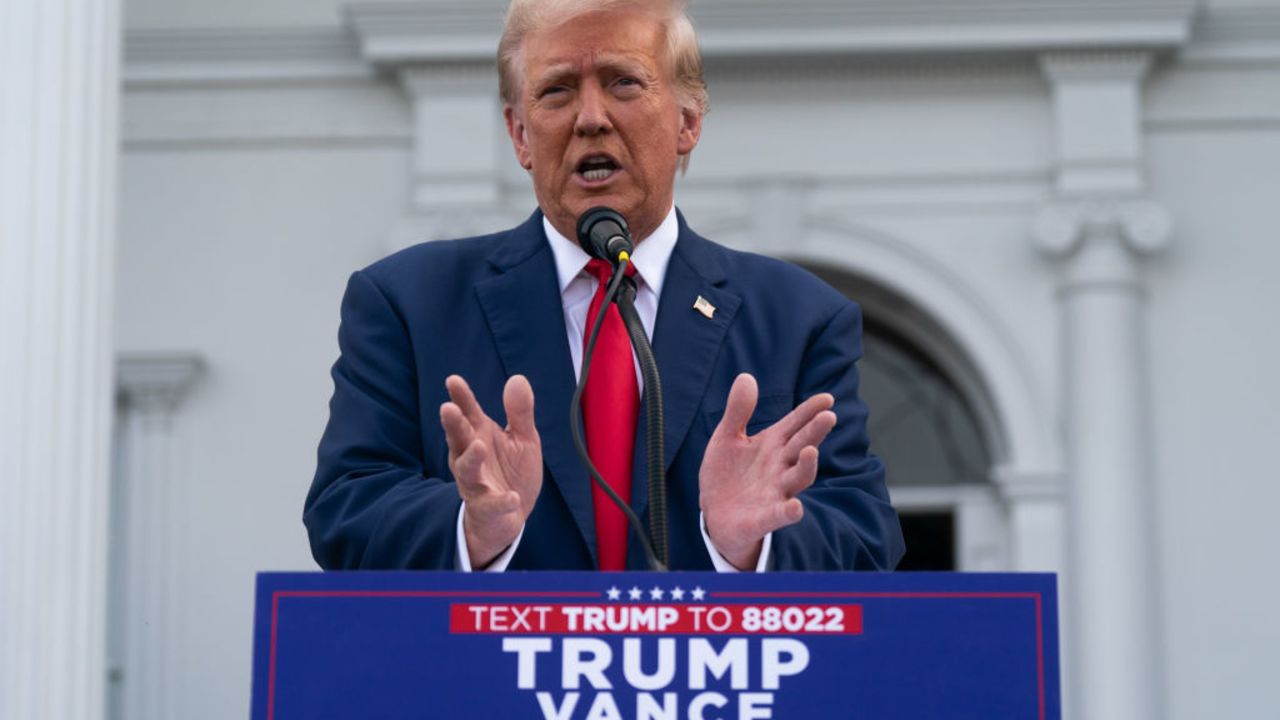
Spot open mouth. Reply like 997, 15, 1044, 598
576, 155, 620, 182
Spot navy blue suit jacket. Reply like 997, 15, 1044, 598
304, 210, 904, 571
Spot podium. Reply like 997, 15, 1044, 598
250, 571, 1059, 719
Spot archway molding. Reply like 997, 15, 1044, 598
696, 211, 1067, 572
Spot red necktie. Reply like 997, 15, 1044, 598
581, 259, 639, 571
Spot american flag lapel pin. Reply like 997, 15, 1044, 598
693, 295, 716, 319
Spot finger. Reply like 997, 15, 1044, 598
440, 402, 476, 459
782, 410, 836, 463
498, 490, 521, 515
778, 445, 820, 496
716, 373, 758, 437
467, 486, 521, 516
503, 374, 538, 440
769, 392, 834, 442
455, 438, 498, 494
770, 497, 805, 530
446, 375, 489, 428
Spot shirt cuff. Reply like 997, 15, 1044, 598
455, 501, 524, 572
700, 511, 771, 573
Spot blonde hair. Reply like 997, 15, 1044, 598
497, 0, 710, 118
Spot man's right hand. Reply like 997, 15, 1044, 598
440, 374, 543, 569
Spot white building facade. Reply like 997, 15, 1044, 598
3, 0, 1278, 718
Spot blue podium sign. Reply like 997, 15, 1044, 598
250, 572, 1058, 719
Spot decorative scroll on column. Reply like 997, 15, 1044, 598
1037, 50, 1169, 720
0, 2, 122, 719
112, 354, 205, 720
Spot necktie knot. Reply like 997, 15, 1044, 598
585, 258, 637, 285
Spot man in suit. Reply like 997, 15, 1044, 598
304, 0, 904, 572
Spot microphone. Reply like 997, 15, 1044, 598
576, 207, 634, 265
569, 207, 670, 571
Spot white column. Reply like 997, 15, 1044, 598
403, 64, 502, 211
386, 63, 525, 250
0, 1, 122, 719
993, 469, 1067, 574
1036, 51, 1169, 720
111, 355, 204, 720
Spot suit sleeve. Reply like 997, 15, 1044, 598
303, 269, 461, 569
770, 301, 906, 571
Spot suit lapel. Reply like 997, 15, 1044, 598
630, 215, 741, 525
474, 213, 597, 564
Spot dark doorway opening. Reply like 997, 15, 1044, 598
896, 511, 956, 571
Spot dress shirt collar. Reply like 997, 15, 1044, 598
543, 206, 678, 300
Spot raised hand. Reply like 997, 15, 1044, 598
699, 374, 837, 570
439, 374, 543, 569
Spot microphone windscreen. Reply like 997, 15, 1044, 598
576, 207, 633, 262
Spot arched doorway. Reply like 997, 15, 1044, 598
687, 206, 1063, 574
800, 263, 1011, 571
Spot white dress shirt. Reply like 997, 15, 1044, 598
456, 206, 771, 572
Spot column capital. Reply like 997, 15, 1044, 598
116, 353, 205, 416
397, 61, 496, 97
992, 466, 1067, 502
1038, 50, 1153, 83
1033, 199, 1172, 260
387, 58, 504, 218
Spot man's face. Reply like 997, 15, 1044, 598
504, 9, 702, 243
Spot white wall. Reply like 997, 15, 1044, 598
1145, 129, 1280, 717
116, 138, 409, 717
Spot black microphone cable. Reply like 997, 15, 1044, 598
614, 275, 668, 568
569, 253, 668, 572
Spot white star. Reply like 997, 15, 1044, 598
690, 586, 706, 601
628, 586, 643, 601
670, 586, 685, 601
649, 586, 665, 601
606, 586, 621, 601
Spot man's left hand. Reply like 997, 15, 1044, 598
699, 373, 837, 570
